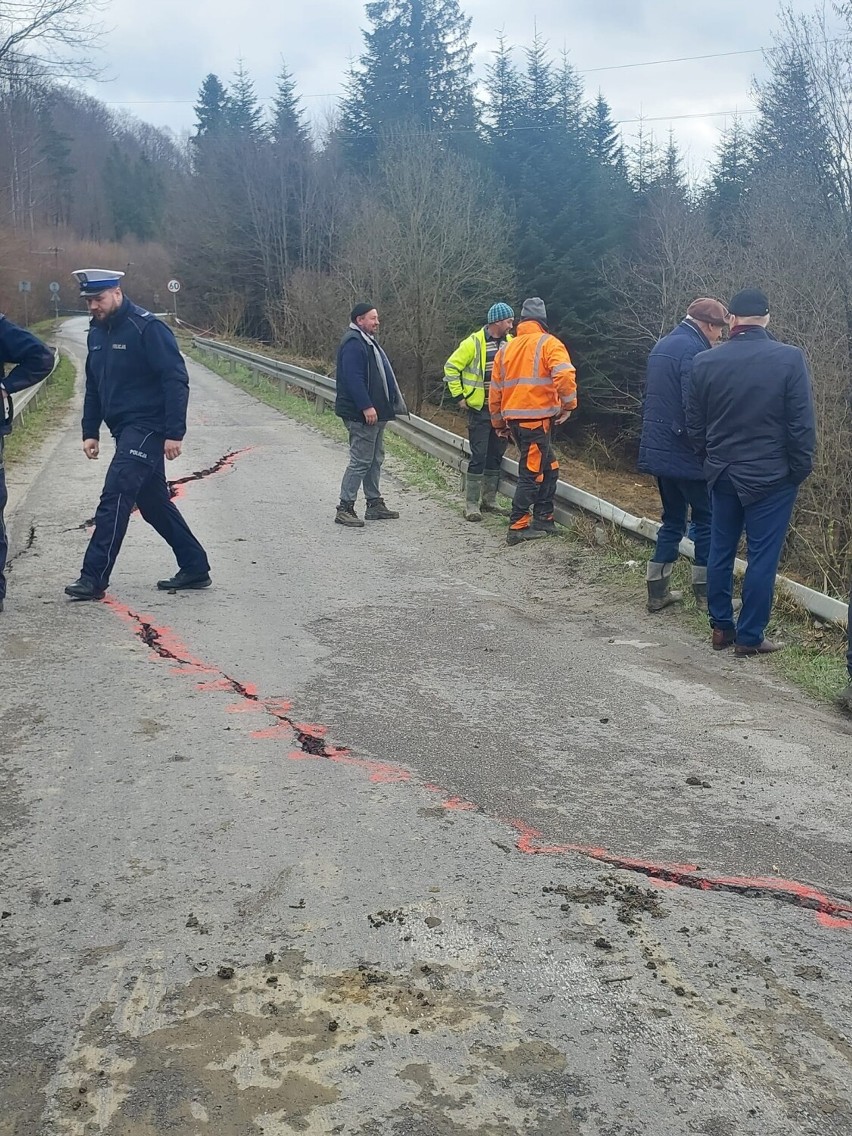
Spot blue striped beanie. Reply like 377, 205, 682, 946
487, 302, 514, 323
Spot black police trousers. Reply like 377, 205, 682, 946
81, 425, 209, 589
0, 436, 8, 601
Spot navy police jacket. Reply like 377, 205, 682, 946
82, 296, 190, 441
686, 326, 816, 504
1, 315, 55, 437
638, 318, 711, 480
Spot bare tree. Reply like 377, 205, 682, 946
339, 131, 515, 412
1, 0, 105, 80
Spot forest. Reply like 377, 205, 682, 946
2, 0, 852, 592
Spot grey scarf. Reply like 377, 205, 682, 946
350, 323, 408, 416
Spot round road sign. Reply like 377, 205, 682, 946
167, 279, 181, 293
49, 281, 61, 294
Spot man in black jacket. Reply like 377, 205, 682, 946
687, 288, 815, 656
333, 302, 406, 528
0, 315, 55, 612
64, 269, 211, 600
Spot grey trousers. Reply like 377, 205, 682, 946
340, 420, 386, 503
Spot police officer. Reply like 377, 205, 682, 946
0, 314, 55, 612
64, 269, 211, 600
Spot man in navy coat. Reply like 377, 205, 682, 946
638, 297, 728, 612
687, 288, 815, 656
64, 270, 211, 600
0, 315, 55, 612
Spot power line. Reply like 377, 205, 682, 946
96, 42, 780, 109
578, 47, 765, 74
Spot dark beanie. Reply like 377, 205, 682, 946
351, 302, 375, 322
520, 297, 547, 325
728, 288, 769, 317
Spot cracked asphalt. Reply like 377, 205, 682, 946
1, 318, 850, 1136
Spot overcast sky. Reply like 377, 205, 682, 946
81, 0, 833, 175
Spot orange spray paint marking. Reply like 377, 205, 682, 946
167, 447, 255, 502
511, 820, 852, 927
251, 723, 295, 741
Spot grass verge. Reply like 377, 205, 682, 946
189, 343, 849, 706
4, 351, 76, 465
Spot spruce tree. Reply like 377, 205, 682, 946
226, 60, 266, 139
271, 62, 310, 152
193, 74, 229, 141
341, 0, 478, 165
705, 116, 752, 236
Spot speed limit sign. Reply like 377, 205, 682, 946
167, 279, 181, 293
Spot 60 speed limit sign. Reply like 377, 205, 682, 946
167, 279, 181, 293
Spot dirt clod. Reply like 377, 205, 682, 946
217, 966, 235, 980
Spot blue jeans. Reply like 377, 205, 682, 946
340, 420, 386, 503
653, 476, 711, 566
707, 480, 797, 647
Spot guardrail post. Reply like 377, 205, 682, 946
314, 393, 327, 414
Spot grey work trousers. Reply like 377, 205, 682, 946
340, 419, 386, 504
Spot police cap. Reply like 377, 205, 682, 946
72, 269, 125, 297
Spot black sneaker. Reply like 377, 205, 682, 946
335, 503, 365, 528
65, 577, 106, 600
506, 527, 547, 546
365, 497, 399, 520
531, 518, 558, 535
157, 569, 212, 591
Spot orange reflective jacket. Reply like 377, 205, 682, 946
489, 320, 577, 429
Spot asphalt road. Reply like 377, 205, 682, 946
1, 318, 850, 1136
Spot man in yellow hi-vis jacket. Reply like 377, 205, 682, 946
444, 302, 514, 521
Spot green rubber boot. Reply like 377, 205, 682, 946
464, 474, 483, 521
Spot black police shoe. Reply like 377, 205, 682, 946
156, 569, 212, 591
64, 577, 106, 600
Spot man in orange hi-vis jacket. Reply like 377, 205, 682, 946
489, 297, 577, 545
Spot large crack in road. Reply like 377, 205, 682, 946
110, 598, 852, 932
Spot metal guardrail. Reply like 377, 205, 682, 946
8, 346, 60, 425
191, 336, 849, 628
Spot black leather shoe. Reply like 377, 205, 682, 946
65, 577, 106, 600
157, 569, 212, 591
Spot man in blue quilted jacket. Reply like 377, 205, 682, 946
638, 297, 728, 613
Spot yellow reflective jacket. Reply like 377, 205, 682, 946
443, 327, 512, 411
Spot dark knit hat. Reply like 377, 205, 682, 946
686, 297, 728, 326
350, 302, 376, 322
728, 288, 769, 317
520, 297, 547, 325
487, 301, 514, 323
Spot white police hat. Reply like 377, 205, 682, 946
72, 269, 125, 297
